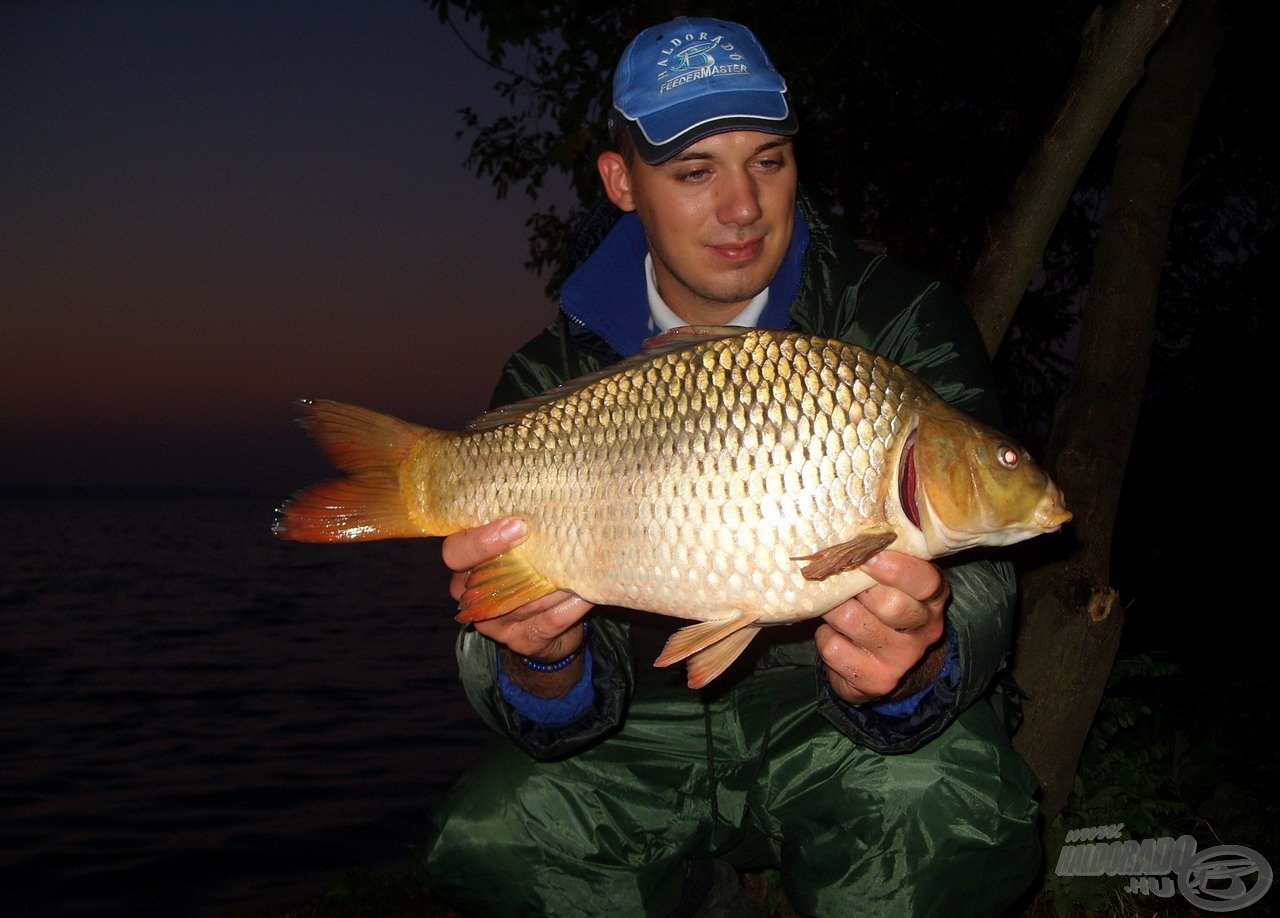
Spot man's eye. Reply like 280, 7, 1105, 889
677, 168, 710, 181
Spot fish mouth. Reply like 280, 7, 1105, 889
899, 429, 921, 530
1037, 484, 1074, 530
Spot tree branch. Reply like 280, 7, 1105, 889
964, 0, 1181, 357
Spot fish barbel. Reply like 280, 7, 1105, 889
275, 326, 1071, 688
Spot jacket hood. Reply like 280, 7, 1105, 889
559, 202, 811, 358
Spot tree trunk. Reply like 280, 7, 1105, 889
964, 0, 1180, 355
1010, 0, 1223, 843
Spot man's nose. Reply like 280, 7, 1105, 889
717, 171, 763, 226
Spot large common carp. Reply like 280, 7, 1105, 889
275, 326, 1070, 688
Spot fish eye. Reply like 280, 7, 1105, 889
997, 444, 1020, 468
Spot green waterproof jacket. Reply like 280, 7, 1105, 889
455, 193, 1019, 761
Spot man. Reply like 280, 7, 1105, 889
422, 16, 1040, 917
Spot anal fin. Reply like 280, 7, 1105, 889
455, 548, 558, 622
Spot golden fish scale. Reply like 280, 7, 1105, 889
414, 331, 929, 622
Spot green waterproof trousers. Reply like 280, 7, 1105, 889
422, 667, 1041, 917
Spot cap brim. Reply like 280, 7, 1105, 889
629, 114, 798, 164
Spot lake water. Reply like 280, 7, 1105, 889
0, 495, 490, 916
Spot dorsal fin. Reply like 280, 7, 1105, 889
465, 325, 754, 433
640, 324, 754, 351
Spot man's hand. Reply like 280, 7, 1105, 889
816, 550, 950, 706
442, 516, 593, 665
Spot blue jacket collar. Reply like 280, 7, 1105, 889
560, 208, 810, 357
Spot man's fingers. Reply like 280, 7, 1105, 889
851, 585, 921, 632
855, 551, 949, 633
441, 516, 528, 572
859, 551, 948, 606
815, 622, 899, 701
474, 593, 593, 659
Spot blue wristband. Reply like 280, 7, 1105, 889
518, 621, 590, 672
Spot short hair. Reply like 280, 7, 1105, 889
607, 112, 637, 165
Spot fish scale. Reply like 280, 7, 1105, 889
276, 325, 1071, 689
474, 334, 874, 618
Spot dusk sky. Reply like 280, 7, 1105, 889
1, 1, 573, 495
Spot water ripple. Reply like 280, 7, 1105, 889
0, 496, 489, 916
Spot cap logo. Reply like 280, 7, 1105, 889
656, 30, 748, 93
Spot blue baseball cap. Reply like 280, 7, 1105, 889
610, 17, 797, 164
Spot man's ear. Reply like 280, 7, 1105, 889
597, 151, 636, 212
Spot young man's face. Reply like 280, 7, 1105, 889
597, 130, 798, 325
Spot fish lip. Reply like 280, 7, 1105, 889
899, 429, 921, 530
1037, 492, 1074, 529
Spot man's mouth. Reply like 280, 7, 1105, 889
709, 238, 763, 262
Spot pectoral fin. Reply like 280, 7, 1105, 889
455, 548, 558, 622
654, 615, 761, 689
792, 530, 896, 581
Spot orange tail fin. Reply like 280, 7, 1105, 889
273, 399, 441, 542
